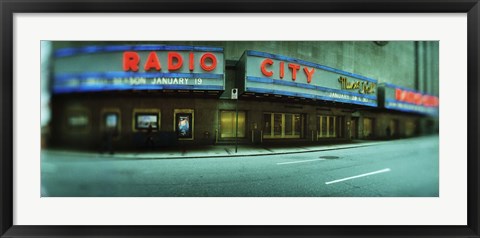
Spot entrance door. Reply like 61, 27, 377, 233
389, 119, 399, 138
220, 111, 246, 139
363, 117, 374, 139
350, 117, 358, 139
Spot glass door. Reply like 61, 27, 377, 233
220, 111, 246, 139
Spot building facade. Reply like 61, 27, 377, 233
44, 41, 439, 150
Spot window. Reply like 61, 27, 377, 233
317, 115, 343, 139
263, 113, 304, 139
294, 114, 302, 136
264, 114, 271, 135
273, 114, 282, 136
285, 114, 292, 135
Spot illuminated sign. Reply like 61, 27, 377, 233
52, 45, 225, 94
394, 88, 439, 107
238, 50, 378, 107
123, 51, 218, 72
260, 58, 315, 83
379, 83, 439, 116
338, 76, 375, 94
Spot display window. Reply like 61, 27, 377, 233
65, 107, 90, 134
68, 115, 88, 128
263, 113, 304, 139
132, 109, 161, 132
135, 114, 159, 130
220, 111, 246, 138
105, 114, 118, 129
100, 108, 121, 136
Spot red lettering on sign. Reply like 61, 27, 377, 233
260, 58, 274, 77
168, 52, 183, 71
189, 52, 195, 71
288, 63, 300, 81
143, 52, 161, 71
395, 88, 439, 107
122, 51, 219, 73
123, 51, 140, 71
395, 88, 404, 101
200, 53, 217, 71
303, 67, 315, 83
413, 92, 421, 104
279, 62, 285, 79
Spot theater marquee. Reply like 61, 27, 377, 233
52, 45, 225, 94
379, 83, 439, 116
237, 50, 378, 107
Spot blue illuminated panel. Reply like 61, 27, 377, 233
53, 72, 224, 94
380, 83, 439, 116
242, 50, 378, 107
52, 45, 225, 94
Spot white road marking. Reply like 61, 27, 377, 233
325, 168, 391, 185
277, 158, 326, 165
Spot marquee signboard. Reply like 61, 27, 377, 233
237, 50, 378, 107
378, 83, 439, 116
52, 45, 225, 94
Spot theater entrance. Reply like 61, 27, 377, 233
350, 117, 359, 139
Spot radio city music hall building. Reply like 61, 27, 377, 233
43, 41, 439, 150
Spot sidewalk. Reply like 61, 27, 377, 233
45, 140, 388, 160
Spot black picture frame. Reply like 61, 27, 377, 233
1, 1, 479, 237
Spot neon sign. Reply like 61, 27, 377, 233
338, 76, 375, 94
123, 51, 218, 72
260, 58, 315, 83
395, 88, 439, 107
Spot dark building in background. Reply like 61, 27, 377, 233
44, 41, 439, 150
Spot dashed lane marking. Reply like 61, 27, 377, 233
325, 168, 391, 185
276, 158, 326, 165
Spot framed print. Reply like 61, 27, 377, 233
1, 1, 479, 238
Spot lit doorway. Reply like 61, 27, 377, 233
219, 110, 246, 139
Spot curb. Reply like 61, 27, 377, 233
43, 141, 386, 160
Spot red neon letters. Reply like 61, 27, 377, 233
123, 52, 140, 71
189, 53, 195, 71
167, 52, 183, 71
288, 63, 300, 81
123, 51, 218, 72
144, 52, 161, 71
260, 58, 315, 83
395, 88, 439, 107
200, 53, 217, 72
303, 67, 315, 83
260, 59, 274, 77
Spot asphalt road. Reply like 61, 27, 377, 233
41, 135, 439, 197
